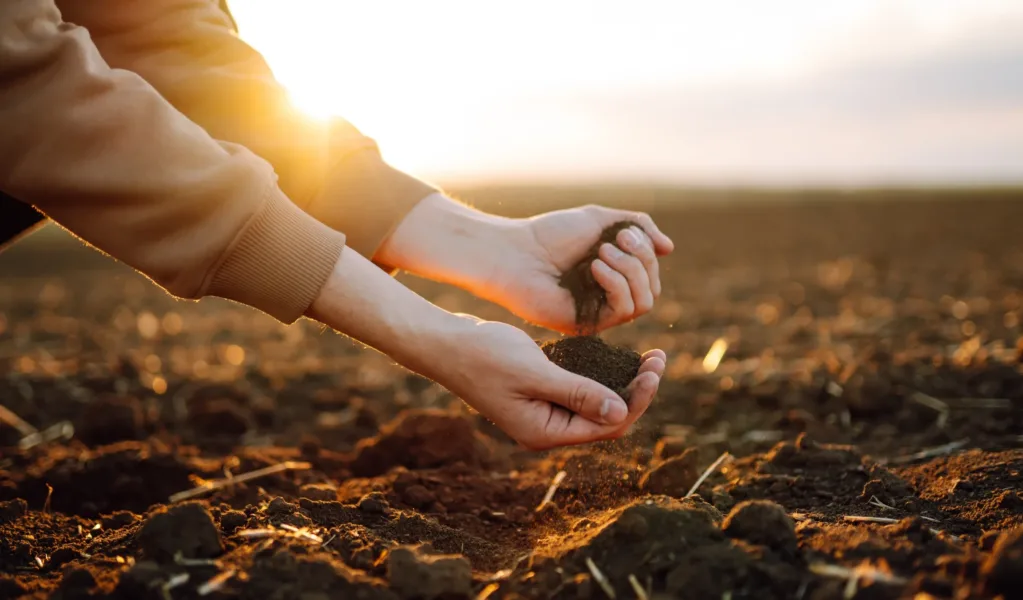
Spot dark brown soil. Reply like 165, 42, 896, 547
541, 335, 642, 399
558, 220, 638, 331
1, 190, 1023, 599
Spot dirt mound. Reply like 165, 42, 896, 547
386, 546, 472, 600
349, 409, 499, 478
639, 447, 700, 495
137, 502, 222, 561
514, 495, 804, 599
558, 220, 638, 329
722, 500, 799, 556
541, 336, 641, 398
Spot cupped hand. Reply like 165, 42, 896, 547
433, 318, 666, 450
489, 205, 674, 334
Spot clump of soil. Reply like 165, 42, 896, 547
641, 447, 700, 495
349, 409, 501, 477
722, 500, 799, 556
137, 502, 222, 561
386, 546, 472, 599
542, 335, 641, 399
559, 220, 638, 330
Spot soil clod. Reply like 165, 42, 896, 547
541, 336, 641, 399
386, 546, 472, 600
721, 500, 799, 555
137, 502, 222, 561
640, 448, 700, 496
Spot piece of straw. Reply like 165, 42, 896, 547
585, 557, 616, 599
885, 439, 969, 465
197, 569, 236, 596
685, 452, 732, 498
627, 574, 649, 600
0, 404, 37, 437
536, 471, 567, 512
19, 421, 74, 450
169, 461, 312, 502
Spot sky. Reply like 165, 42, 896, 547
230, 1, 1023, 186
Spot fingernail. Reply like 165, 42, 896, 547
602, 243, 624, 259
600, 397, 628, 425
622, 228, 640, 249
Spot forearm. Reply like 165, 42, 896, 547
376, 193, 525, 293
305, 247, 470, 380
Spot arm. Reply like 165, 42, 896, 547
0, 0, 344, 323
376, 193, 676, 333
305, 247, 666, 450
62, 0, 436, 267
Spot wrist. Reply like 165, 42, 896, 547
375, 193, 526, 293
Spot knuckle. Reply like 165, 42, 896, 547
566, 382, 589, 413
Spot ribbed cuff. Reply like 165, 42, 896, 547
306, 146, 437, 272
203, 186, 346, 324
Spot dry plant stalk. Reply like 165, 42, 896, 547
886, 439, 969, 465
844, 515, 948, 537
19, 421, 74, 450
169, 461, 312, 503
867, 496, 895, 510
686, 452, 733, 498
536, 470, 567, 512
279, 523, 323, 544
627, 574, 649, 600
161, 573, 190, 600
809, 562, 907, 599
197, 569, 237, 596
585, 557, 617, 599
475, 583, 500, 600
0, 404, 37, 437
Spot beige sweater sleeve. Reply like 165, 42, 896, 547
0, 0, 346, 324
59, 0, 439, 268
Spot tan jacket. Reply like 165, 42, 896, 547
0, 0, 437, 323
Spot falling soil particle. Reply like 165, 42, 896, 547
541, 335, 641, 399
559, 220, 639, 330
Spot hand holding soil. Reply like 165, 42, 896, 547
498, 205, 673, 333
431, 317, 665, 450
380, 196, 673, 335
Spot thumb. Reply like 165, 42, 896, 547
536, 365, 629, 426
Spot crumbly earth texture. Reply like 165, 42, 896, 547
558, 220, 639, 330
541, 335, 641, 399
1, 191, 1023, 599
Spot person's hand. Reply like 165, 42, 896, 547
429, 317, 666, 449
376, 195, 675, 334
490, 205, 674, 333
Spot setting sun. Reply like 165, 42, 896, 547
229, 0, 1023, 185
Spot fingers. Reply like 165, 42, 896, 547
536, 364, 629, 427
526, 350, 666, 449
588, 205, 674, 255
591, 258, 634, 322
627, 212, 674, 256
617, 226, 661, 298
598, 240, 653, 317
